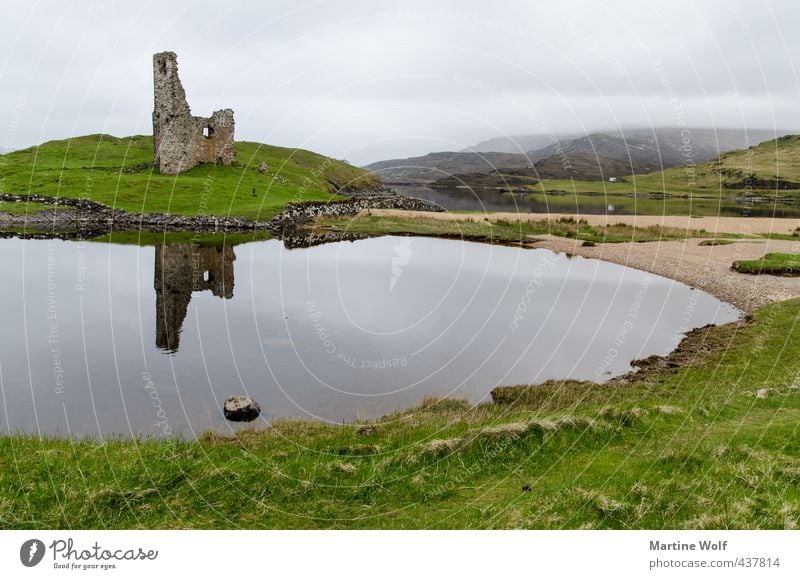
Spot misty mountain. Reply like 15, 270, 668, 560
367, 128, 782, 183
530, 152, 636, 181
462, 134, 581, 154
524, 128, 782, 174
363, 151, 533, 183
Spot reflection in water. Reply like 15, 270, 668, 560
154, 244, 235, 352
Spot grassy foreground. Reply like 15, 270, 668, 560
1, 298, 800, 529
0, 134, 380, 220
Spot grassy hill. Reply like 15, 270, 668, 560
0, 134, 381, 220
537, 135, 800, 195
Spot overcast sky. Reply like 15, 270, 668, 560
1, 0, 799, 164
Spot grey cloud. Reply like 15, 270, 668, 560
1, 0, 798, 165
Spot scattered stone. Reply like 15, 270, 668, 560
223, 395, 261, 422
756, 388, 770, 399
356, 425, 376, 437
256, 161, 269, 174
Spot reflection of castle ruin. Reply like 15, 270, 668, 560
154, 244, 235, 352
152, 51, 235, 175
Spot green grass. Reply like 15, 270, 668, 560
759, 229, 800, 241
312, 214, 734, 244
733, 253, 800, 276
0, 134, 380, 220
1, 298, 800, 529
0, 199, 73, 216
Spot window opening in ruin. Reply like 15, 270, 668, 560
203, 126, 214, 139
203, 271, 211, 283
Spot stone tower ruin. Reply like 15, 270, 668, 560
152, 52, 235, 175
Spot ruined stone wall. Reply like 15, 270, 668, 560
152, 52, 235, 175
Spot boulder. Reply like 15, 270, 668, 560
223, 395, 261, 422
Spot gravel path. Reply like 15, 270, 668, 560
365, 209, 800, 311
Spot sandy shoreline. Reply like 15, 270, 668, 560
365, 209, 800, 236
362, 209, 800, 311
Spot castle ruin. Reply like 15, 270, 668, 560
152, 52, 235, 175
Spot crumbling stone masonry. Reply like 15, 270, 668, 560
152, 51, 235, 175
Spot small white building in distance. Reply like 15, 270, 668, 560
609, 177, 618, 183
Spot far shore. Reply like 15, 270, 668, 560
363, 208, 800, 235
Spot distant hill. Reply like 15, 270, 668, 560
468, 128, 780, 157
369, 128, 783, 183
531, 152, 637, 181
462, 133, 580, 154
0, 134, 380, 220
364, 151, 533, 183
525, 128, 783, 173
430, 169, 539, 190
430, 153, 636, 189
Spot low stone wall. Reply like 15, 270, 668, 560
0, 193, 272, 235
268, 195, 442, 233
0, 192, 441, 241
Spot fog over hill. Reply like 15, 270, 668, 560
366, 128, 785, 182
465, 128, 781, 155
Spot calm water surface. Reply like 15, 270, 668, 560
0, 235, 739, 437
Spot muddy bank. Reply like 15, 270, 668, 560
490, 318, 750, 407
0, 193, 441, 243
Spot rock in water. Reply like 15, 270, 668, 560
223, 395, 261, 422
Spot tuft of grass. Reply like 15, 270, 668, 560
699, 238, 735, 246
422, 438, 464, 456
732, 252, 800, 276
